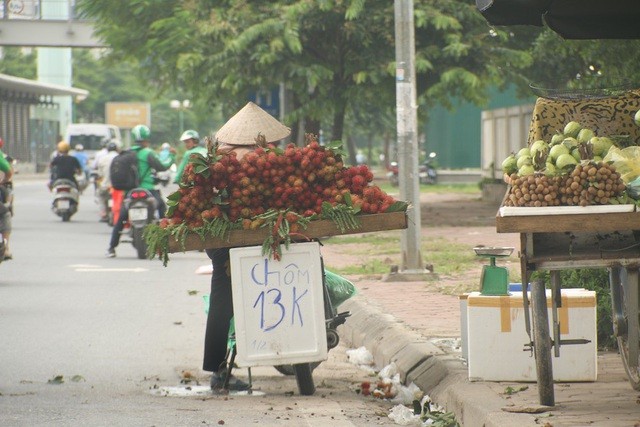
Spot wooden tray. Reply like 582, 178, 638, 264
167, 211, 408, 253
496, 211, 640, 233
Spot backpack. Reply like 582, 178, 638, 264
109, 150, 139, 190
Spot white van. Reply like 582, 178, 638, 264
64, 124, 122, 162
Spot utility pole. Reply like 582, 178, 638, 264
394, 0, 424, 272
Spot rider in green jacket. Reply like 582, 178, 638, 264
174, 129, 207, 184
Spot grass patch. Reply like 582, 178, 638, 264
376, 181, 480, 195
323, 232, 480, 277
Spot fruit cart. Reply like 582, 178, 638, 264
497, 204, 640, 405
495, 91, 640, 406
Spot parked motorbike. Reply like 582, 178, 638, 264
386, 152, 438, 186
419, 152, 438, 185
51, 178, 80, 222
120, 188, 157, 259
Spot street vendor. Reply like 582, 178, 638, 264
204, 102, 291, 392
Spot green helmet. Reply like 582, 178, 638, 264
131, 124, 151, 142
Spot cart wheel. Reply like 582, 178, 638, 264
611, 267, 640, 390
326, 328, 340, 349
293, 363, 315, 395
531, 279, 555, 406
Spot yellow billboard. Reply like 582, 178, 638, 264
105, 102, 150, 129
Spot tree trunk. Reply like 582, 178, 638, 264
331, 97, 357, 164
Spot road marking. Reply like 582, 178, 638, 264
74, 267, 148, 273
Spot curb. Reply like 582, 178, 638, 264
338, 296, 539, 427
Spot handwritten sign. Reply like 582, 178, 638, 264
230, 242, 328, 367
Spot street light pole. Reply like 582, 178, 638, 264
395, 0, 423, 272
170, 99, 191, 134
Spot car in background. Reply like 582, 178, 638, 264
64, 124, 122, 163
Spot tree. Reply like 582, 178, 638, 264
78, 0, 531, 160
0, 47, 36, 78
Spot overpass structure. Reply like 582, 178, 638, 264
0, 0, 103, 171
0, 0, 104, 47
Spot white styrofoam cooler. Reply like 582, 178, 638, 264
466, 289, 597, 382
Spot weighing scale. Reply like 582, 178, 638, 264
473, 246, 514, 296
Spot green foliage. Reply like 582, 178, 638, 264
0, 47, 36, 78
78, 0, 531, 146
531, 269, 615, 350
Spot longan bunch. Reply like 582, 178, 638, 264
559, 162, 625, 206
505, 173, 562, 207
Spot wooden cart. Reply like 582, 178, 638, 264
497, 204, 640, 405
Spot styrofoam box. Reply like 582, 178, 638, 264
466, 289, 597, 382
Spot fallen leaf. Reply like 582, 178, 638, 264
48, 375, 64, 384
188, 290, 198, 295
70, 375, 85, 382
502, 405, 552, 414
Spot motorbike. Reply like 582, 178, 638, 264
120, 188, 157, 259
75, 172, 89, 194
419, 152, 438, 185
386, 152, 438, 186
51, 178, 80, 222
154, 164, 176, 187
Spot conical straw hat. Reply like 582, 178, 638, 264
215, 102, 290, 146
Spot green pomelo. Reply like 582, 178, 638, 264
590, 136, 614, 157
577, 128, 595, 143
530, 140, 549, 157
563, 121, 582, 138
549, 144, 569, 161
501, 155, 517, 175
516, 155, 532, 169
518, 164, 535, 176
550, 133, 565, 146
556, 153, 578, 170
562, 137, 579, 150
516, 147, 531, 159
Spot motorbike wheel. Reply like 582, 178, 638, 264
61, 212, 71, 222
274, 362, 320, 376
293, 363, 315, 396
132, 227, 148, 259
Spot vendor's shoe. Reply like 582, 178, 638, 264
210, 371, 250, 392
3, 252, 12, 260
105, 248, 116, 258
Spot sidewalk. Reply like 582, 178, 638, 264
332, 229, 640, 426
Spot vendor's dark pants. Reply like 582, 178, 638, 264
203, 248, 233, 373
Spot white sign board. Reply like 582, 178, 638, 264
230, 242, 328, 367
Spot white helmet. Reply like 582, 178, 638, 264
75, 144, 84, 151
161, 142, 171, 150
180, 129, 200, 142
